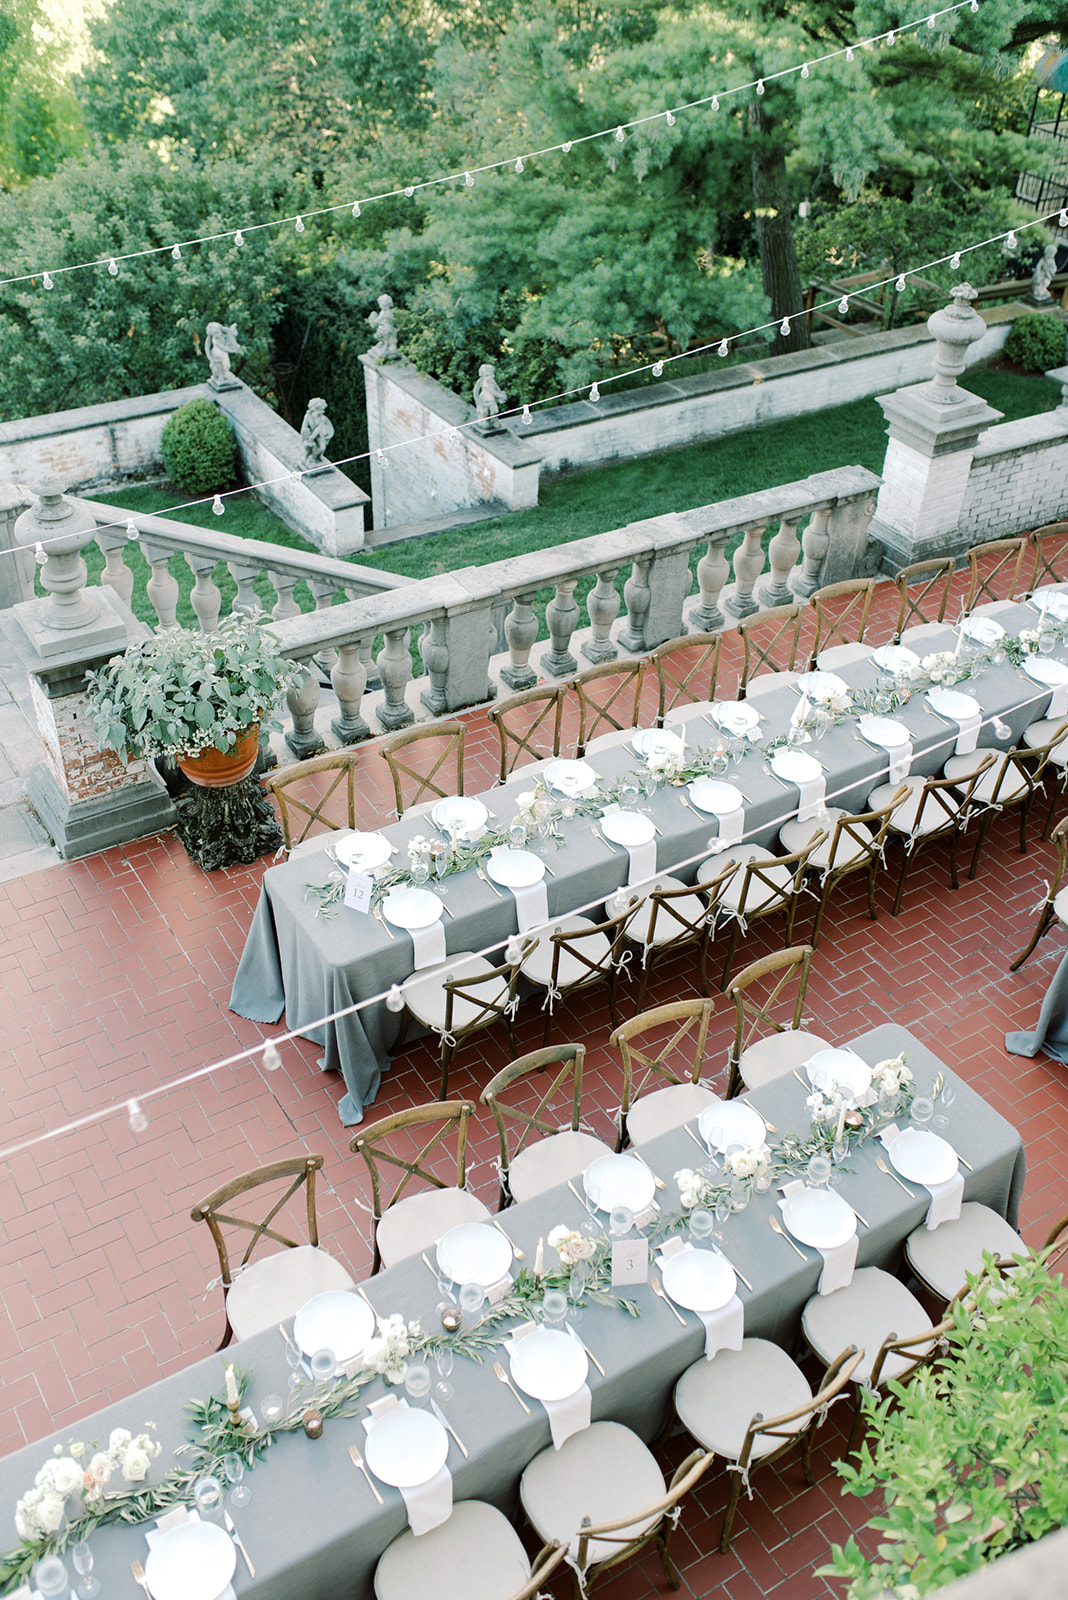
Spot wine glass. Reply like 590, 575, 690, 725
706, 1124, 725, 1160
404, 1363, 432, 1408
410, 857, 430, 886
434, 1346, 455, 1401
932, 1083, 957, 1133
222, 1451, 252, 1508
568, 1261, 589, 1323
640, 769, 659, 811
310, 1346, 336, 1386
72, 1543, 100, 1600
811, 706, 833, 746
459, 1279, 485, 1328
713, 1195, 732, 1241
909, 1095, 934, 1130
582, 1181, 602, 1240
689, 1208, 714, 1246
284, 1338, 304, 1391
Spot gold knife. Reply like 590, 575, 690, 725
431, 1396, 469, 1458
224, 1509, 255, 1578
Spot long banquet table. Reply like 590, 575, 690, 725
231, 599, 1064, 1126
0, 1025, 1025, 1600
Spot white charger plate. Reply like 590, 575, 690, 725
689, 779, 744, 816
712, 702, 760, 735
859, 716, 911, 749
335, 832, 393, 871
770, 749, 823, 784
294, 1290, 375, 1368
145, 1522, 236, 1600
662, 1249, 737, 1312
365, 1407, 449, 1489
436, 1222, 513, 1287
782, 1187, 857, 1249
583, 1153, 656, 1214
382, 887, 445, 930
510, 1328, 587, 1402
486, 848, 545, 889
1031, 586, 1068, 621
872, 644, 920, 676
1023, 656, 1068, 688
698, 1101, 766, 1153
431, 796, 488, 838
632, 729, 684, 759
544, 759, 596, 794
960, 615, 1005, 646
888, 1128, 959, 1185
600, 809, 656, 847
807, 1049, 872, 1104
796, 671, 848, 700
927, 689, 981, 721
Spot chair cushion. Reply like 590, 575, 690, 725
674, 1338, 812, 1461
1023, 719, 1068, 766
665, 703, 715, 725
904, 1201, 1026, 1302
376, 1188, 491, 1270
520, 915, 610, 989
780, 809, 871, 870
802, 1267, 933, 1386
520, 1421, 665, 1564
745, 671, 799, 699
943, 752, 1028, 805
867, 776, 958, 837
507, 1131, 614, 1204
1054, 886, 1068, 927
375, 1500, 530, 1600
900, 623, 947, 646
584, 727, 639, 754
622, 877, 707, 947
226, 1246, 355, 1342
817, 643, 874, 670
403, 953, 505, 1034
739, 1030, 831, 1090
288, 828, 352, 861
626, 1083, 720, 1146
712, 846, 793, 914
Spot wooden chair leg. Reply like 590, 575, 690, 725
438, 1037, 454, 1102
719, 1469, 743, 1553
892, 846, 910, 916
1009, 905, 1054, 971
809, 880, 833, 949
968, 813, 993, 880
719, 921, 741, 990
949, 829, 961, 891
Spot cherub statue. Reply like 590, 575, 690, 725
204, 322, 242, 387
1031, 243, 1059, 305
473, 361, 508, 421
300, 397, 334, 468
367, 294, 398, 362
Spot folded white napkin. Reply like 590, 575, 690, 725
146, 1508, 237, 1600
509, 879, 549, 933
794, 773, 827, 823
623, 836, 658, 887
715, 806, 746, 847
859, 718, 914, 784
506, 1322, 592, 1449
1050, 682, 1068, 719
656, 1238, 744, 1358
878, 1127, 965, 1230
929, 695, 980, 756
363, 1395, 453, 1535
408, 919, 447, 971
777, 1180, 858, 1294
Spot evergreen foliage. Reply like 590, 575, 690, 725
160, 397, 236, 493
1004, 311, 1067, 372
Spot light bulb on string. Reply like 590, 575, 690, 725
127, 1099, 149, 1134
950, 252, 961, 269
1006, 230, 1017, 250
404, 185, 414, 197
780, 316, 790, 334
108, 258, 118, 275
212, 494, 224, 515
377, 449, 387, 467
589, 383, 600, 402
1061, 210, 1068, 227
261, 1040, 282, 1072
756, 80, 765, 96
927, 13, 936, 26
896, 274, 906, 292
969, 0, 977, 9
665, 110, 675, 126
711, 96, 719, 112
846, 47, 854, 61
234, 229, 245, 245
171, 244, 181, 260
801, 63, 809, 78
295, 216, 305, 233
838, 296, 849, 314
562, 141, 572, 153
386, 984, 405, 1013
886, 29, 895, 44
464, 172, 474, 187
514, 157, 524, 174
505, 936, 523, 966
42, 272, 53, 289
521, 404, 532, 424
614, 126, 625, 142
718, 339, 729, 357
652, 360, 664, 377
126, 520, 139, 542
34, 541, 46, 565
351, 202, 361, 218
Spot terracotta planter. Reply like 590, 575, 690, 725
176, 724, 260, 788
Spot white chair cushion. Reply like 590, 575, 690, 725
739, 1029, 832, 1090
288, 828, 355, 861
403, 953, 505, 1034
904, 1201, 1026, 1302
780, 809, 870, 870
868, 776, 958, 837
802, 1266, 933, 1386
520, 914, 610, 989
674, 1338, 812, 1461
375, 1500, 530, 1600
626, 1083, 720, 1146
376, 1188, 491, 1270
507, 1131, 614, 1204
745, 670, 799, 699
1023, 719, 1068, 765
622, 877, 707, 946
900, 622, 947, 646
712, 846, 793, 913
817, 643, 873, 670
226, 1246, 354, 1342
584, 727, 639, 754
520, 1421, 665, 1564
1054, 886, 1068, 927
665, 702, 715, 725
943, 751, 1028, 805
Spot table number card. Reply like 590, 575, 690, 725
611, 1238, 649, 1286
344, 869, 374, 915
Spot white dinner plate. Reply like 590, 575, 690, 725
688, 779, 744, 816
927, 689, 981, 721
365, 1407, 450, 1489
1030, 586, 1068, 621
583, 1153, 656, 1214
431, 795, 488, 839
632, 729, 685, 759
888, 1128, 959, 1186
510, 1328, 588, 1402
770, 749, 823, 784
712, 701, 760, 736
661, 1249, 737, 1312
382, 887, 445, 930
858, 716, 911, 749
600, 809, 656, 848
782, 1187, 858, 1249
698, 1100, 766, 1153
294, 1290, 375, 1368
796, 671, 848, 700
544, 759, 597, 795
145, 1522, 236, 1600
334, 832, 393, 871
806, 1049, 872, 1104
436, 1222, 513, 1288
959, 615, 1005, 646
486, 847, 546, 889
872, 644, 920, 676
1023, 656, 1068, 689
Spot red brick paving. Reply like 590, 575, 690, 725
1, 566, 1067, 1597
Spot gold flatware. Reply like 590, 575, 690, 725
650, 1275, 687, 1325
678, 792, 702, 818
430, 1396, 469, 1457
591, 826, 619, 852
792, 1069, 809, 1087
741, 1098, 776, 1132
567, 1178, 587, 1207
491, 1216, 525, 1259
570, 1331, 606, 1376
875, 1153, 917, 1198
373, 902, 396, 940
849, 1203, 870, 1229
724, 1257, 754, 1293
421, 1251, 440, 1278
684, 1121, 707, 1152
958, 1153, 974, 1172
440, 900, 454, 918
924, 702, 954, 727
852, 728, 883, 753
651, 821, 663, 836
131, 1562, 151, 1597
278, 1320, 298, 1352
477, 865, 504, 898
542, 860, 556, 877
355, 1282, 376, 1312
224, 1509, 255, 1577
763, 763, 791, 791
349, 1443, 385, 1504
493, 1360, 532, 1414
769, 1215, 810, 1261
630, 1148, 666, 1191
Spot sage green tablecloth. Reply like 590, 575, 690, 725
0, 1025, 1024, 1600
230, 599, 1062, 1126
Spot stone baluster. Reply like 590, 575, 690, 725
227, 561, 261, 616
376, 627, 415, 730
500, 591, 539, 689
360, 635, 381, 692
582, 567, 620, 663
419, 616, 450, 714
185, 552, 222, 633
759, 514, 804, 607
794, 507, 832, 597
271, 572, 302, 621
141, 540, 180, 630
96, 534, 135, 608
490, 597, 511, 657
331, 641, 369, 744
308, 579, 339, 671
690, 534, 731, 632
285, 661, 325, 758
724, 522, 769, 619
617, 554, 653, 653
542, 579, 579, 677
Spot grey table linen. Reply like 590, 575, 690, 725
0, 1024, 1024, 1600
1005, 946, 1068, 1061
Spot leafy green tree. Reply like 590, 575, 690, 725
0, 0, 90, 186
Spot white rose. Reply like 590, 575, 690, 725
108, 1428, 132, 1452
36, 1492, 65, 1534
122, 1447, 151, 1483
35, 1461, 59, 1489
88, 1453, 112, 1487
70, 1441, 85, 1461
729, 1148, 759, 1179
548, 1224, 569, 1250
516, 791, 536, 814
51, 1457, 82, 1496
571, 1235, 595, 1261
15, 1507, 39, 1541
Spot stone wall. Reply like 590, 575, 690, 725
956, 408, 1068, 542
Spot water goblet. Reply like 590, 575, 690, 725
729, 1175, 750, 1212
541, 1289, 568, 1328
620, 776, 641, 812
909, 1095, 934, 1130
609, 1203, 634, 1239
404, 1362, 432, 1408
434, 1346, 455, 1401
310, 1346, 336, 1386
410, 857, 430, 887
222, 1450, 252, 1508
689, 1207, 715, 1246
728, 734, 745, 768
33, 1558, 70, 1600
710, 745, 729, 778
873, 689, 893, 717
641, 769, 659, 810
806, 1153, 832, 1189
508, 818, 528, 850
72, 1545, 99, 1600
1040, 625, 1058, 654
932, 1083, 957, 1133
459, 1278, 485, 1329
787, 722, 807, 750
193, 1473, 224, 1523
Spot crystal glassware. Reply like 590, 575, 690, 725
193, 1474, 224, 1522
72, 1542, 100, 1600
434, 1346, 455, 1400
310, 1346, 336, 1385
909, 1095, 934, 1129
609, 1204, 634, 1239
33, 1558, 70, 1600
410, 857, 430, 886
932, 1082, 957, 1133
806, 1153, 832, 1189
459, 1279, 485, 1328
284, 1338, 304, 1390
541, 1289, 568, 1327
260, 1393, 285, 1428
581, 1181, 602, 1240
404, 1363, 432, 1407
568, 1261, 589, 1323
222, 1450, 252, 1508
713, 1196, 732, 1240
689, 1208, 714, 1245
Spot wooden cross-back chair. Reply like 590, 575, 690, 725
568, 1443, 715, 1594
480, 1042, 612, 1206
519, 905, 634, 1044
808, 577, 876, 669
714, 835, 827, 989
965, 536, 1031, 614
1029, 519, 1068, 590
946, 731, 1066, 879
190, 1155, 354, 1348
868, 760, 994, 914
264, 750, 361, 853
349, 1100, 487, 1273
487, 685, 566, 781
620, 856, 739, 1005
374, 1506, 566, 1600
779, 791, 909, 948
726, 944, 829, 1100
738, 603, 806, 697
381, 721, 465, 817
1009, 813, 1068, 970
610, 996, 718, 1149
893, 556, 955, 645
573, 659, 645, 754
395, 939, 536, 1100
651, 631, 723, 726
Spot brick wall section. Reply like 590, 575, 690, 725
0, 388, 204, 489
957, 409, 1068, 541
28, 677, 146, 801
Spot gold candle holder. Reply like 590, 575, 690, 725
302, 1409, 324, 1439
439, 1304, 462, 1334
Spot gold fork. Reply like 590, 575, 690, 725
630, 1148, 666, 1191
650, 1275, 687, 1325
493, 1360, 532, 1413
349, 1442, 385, 1504
491, 1216, 525, 1259
875, 1153, 917, 1198
678, 792, 702, 818
763, 763, 791, 791
131, 1562, 151, 1597
741, 1098, 776, 1133
591, 826, 620, 851
769, 1215, 810, 1261
373, 902, 396, 940
684, 1121, 706, 1152
477, 865, 504, 898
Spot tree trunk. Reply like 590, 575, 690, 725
748, 100, 811, 357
